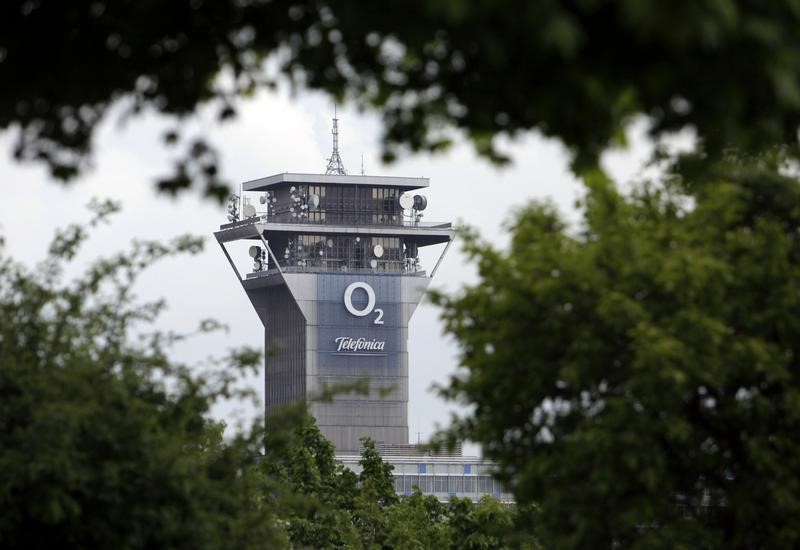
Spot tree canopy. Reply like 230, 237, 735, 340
0, 201, 286, 548
433, 155, 800, 547
3, 1, 800, 197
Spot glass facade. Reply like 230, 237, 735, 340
270, 184, 405, 226
285, 234, 407, 272
392, 474, 510, 499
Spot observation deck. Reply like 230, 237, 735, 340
215, 172, 455, 281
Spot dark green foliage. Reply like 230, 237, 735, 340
358, 437, 399, 508
260, 411, 361, 548
3, 1, 800, 196
0, 201, 286, 548
434, 158, 800, 547
264, 420, 540, 549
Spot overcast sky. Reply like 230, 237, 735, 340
0, 86, 657, 453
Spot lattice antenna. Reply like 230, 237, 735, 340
325, 106, 347, 175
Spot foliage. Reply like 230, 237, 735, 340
3, 1, 800, 196
0, 200, 286, 548
433, 157, 800, 548
260, 409, 361, 548
264, 419, 540, 549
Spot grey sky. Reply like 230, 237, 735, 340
0, 86, 656, 450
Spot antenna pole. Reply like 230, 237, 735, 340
361, 154, 365, 175
325, 106, 347, 175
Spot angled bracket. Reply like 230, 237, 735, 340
430, 237, 455, 278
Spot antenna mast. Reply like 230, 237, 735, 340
325, 106, 347, 175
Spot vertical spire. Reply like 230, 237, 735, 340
361, 154, 365, 175
325, 106, 347, 175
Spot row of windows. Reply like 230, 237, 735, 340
392, 475, 507, 496
286, 235, 406, 271
271, 185, 406, 225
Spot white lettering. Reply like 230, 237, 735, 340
334, 336, 387, 353
344, 282, 376, 317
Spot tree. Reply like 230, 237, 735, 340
0, 202, 287, 548
434, 156, 800, 547
259, 410, 361, 548
384, 490, 452, 549
2, 1, 800, 197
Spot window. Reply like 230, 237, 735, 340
434, 476, 447, 493
448, 476, 463, 493
463, 465, 471, 474
463, 477, 476, 493
404, 475, 419, 493
418, 464, 427, 474
418, 476, 432, 492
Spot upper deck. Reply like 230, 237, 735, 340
242, 172, 429, 192
217, 172, 453, 277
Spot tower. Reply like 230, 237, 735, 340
215, 121, 454, 452
325, 107, 347, 175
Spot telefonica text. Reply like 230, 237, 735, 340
335, 337, 386, 352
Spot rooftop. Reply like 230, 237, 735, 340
242, 172, 430, 192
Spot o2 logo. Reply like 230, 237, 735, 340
343, 282, 384, 325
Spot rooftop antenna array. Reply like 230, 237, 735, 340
325, 106, 347, 175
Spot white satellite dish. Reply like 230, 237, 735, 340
309, 194, 320, 209
327, 239, 334, 248
399, 194, 414, 209
373, 244, 384, 258
259, 195, 267, 204
243, 204, 256, 218
370, 259, 378, 268
413, 195, 428, 211
355, 237, 360, 242
248, 245, 260, 258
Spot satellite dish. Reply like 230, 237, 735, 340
413, 195, 428, 211
309, 194, 320, 209
355, 237, 360, 242
373, 244, 384, 258
370, 259, 378, 268
399, 194, 414, 209
327, 239, 334, 248
243, 204, 256, 218
259, 195, 267, 204
290, 186, 296, 192
248, 246, 260, 258
253, 261, 261, 271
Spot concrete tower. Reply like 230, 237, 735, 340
216, 146, 453, 452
